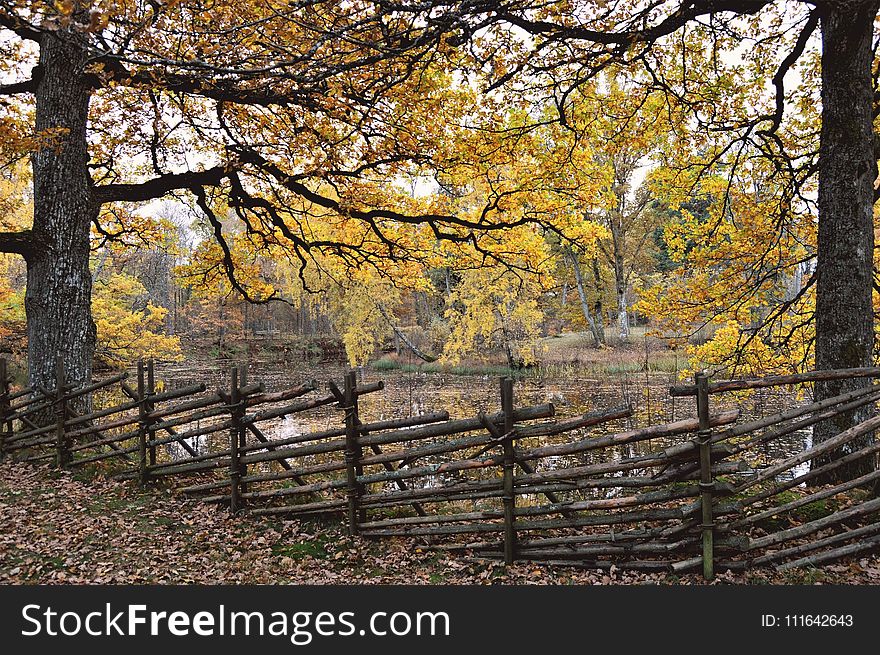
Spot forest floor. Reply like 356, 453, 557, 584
2, 461, 879, 586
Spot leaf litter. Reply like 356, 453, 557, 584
1, 462, 878, 586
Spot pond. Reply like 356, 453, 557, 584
146, 356, 811, 490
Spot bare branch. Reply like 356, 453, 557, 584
759, 11, 819, 136
191, 185, 281, 306
233, 146, 538, 237
493, 0, 771, 47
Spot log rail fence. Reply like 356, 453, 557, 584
2, 358, 880, 579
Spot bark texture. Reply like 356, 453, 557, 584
26, 29, 96, 396
812, 2, 880, 483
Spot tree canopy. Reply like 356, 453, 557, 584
1, 1, 880, 479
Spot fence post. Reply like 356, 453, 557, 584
146, 359, 157, 467
238, 364, 249, 499
343, 370, 364, 535
137, 360, 148, 485
501, 376, 517, 565
0, 358, 9, 458
54, 356, 70, 468
229, 366, 243, 513
695, 372, 714, 580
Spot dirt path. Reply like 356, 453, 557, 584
1, 462, 878, 585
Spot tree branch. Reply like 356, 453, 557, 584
493, 0, 771, 46
0, 229, 34, 259
93, 166, 231, 204
0, 7, 42, 42
375, 301, 438, 362
759, 10, 819, 136
0, 77, 36, 96
191, 185, 281, 306
104, 65, 301, 107
233, 146, 537, 238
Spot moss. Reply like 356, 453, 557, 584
777, 566, 828, 585
792, 499, 838, 523
271, 535, 332, 560
771, 490, 801, 505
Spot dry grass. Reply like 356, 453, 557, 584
538, 329, 683, 375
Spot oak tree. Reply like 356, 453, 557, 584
0, 0, 496, 392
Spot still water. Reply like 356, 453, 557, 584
145, 357, 809, 484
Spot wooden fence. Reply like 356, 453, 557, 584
2, 357, 880, 579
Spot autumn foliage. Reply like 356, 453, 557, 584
0, 1, 874, 383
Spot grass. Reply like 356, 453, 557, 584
370, 329, 686, 378
371, 359, 530, 378
271, 537, 332, 561
538, 330, 684, 374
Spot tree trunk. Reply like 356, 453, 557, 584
26, 29, 96, 399
497, 315, 520, 369
812, 3, 879, 483
568, 247, 604, 347
375, 302, 438, 362
610, 224, 630, 342
218, 296, 226, 353
785, 260, 804, 303
591, 258, 605, 329
616, 278, 629, 343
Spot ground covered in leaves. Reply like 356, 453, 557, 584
1, 461, 878, 585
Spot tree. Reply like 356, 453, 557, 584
566, 244, 606, 347
0, 164, 32, 358
636, 172, 815, 376
2, 1, 879, 483
91, 272, 182, 366
811, 3, 878, 480
453, 1, 877, 479
442, 261, 548, 369
535, 75, 671, 343
0, 1, 509, 393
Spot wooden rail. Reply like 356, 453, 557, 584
2, 357, 880, 578
670, 367, 880, 396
